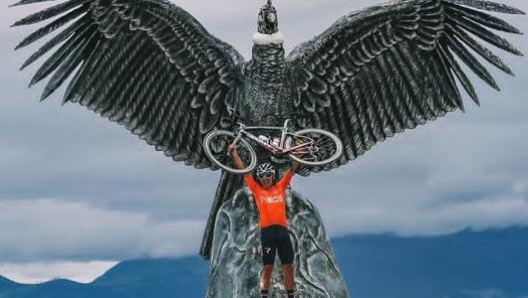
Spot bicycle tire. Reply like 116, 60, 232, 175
203, 130, 257, 174
288, 128, 343, 166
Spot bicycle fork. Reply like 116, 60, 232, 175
278, 119, 291, 149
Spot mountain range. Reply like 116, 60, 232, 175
1, 227, 527, 298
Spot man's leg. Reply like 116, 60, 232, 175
277, 227, 296, 297
261, 264, 274, 297
260, 227, 276, 298
282, 263, 295, 297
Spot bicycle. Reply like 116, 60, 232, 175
203, 119, 343, 174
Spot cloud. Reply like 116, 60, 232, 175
296, 121, 528, 236
0, 261, 118, 284
0, 199, 205, 262
315, 196, 528, 238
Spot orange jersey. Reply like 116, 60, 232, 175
245, 171, 293, 228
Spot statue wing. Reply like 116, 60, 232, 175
12, 0, 245, 169
287, 0, 524, 174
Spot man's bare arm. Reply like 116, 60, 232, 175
289, 140, 303, 175
228, 143, 246, 170
290, 159, 299, 175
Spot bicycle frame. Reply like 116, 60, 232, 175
231, 119, 313, 156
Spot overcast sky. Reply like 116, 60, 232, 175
0, 0, 527, 284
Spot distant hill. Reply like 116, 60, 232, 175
333, 227, 528, 298
0, 276, 14, 286
0, 258, 209, 298
0, 276, 20, 290
91, 257, 209, 297
1, 227, 527, 298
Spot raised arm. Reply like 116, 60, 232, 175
290, 159, 300, 175
228, 143, 246, 170
229, 143, 259, 190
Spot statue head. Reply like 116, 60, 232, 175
257, 0, 278, 34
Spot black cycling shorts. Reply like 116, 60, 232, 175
260, 224, 294, 265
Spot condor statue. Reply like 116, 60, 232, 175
10, 0, 524, 259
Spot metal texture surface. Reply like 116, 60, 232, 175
206, 188, 349, 298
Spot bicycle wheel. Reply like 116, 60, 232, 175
203, 130, 257, 174
288, 129, 343, 166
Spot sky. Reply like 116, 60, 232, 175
0, 0, 527, 284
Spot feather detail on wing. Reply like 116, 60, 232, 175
12, 0, 245, 169
287, 0, 524, 175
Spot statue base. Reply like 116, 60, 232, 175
206, 188, 350, 298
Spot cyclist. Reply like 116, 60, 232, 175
228, 143, 299, 298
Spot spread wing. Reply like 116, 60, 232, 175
12, 0, 245, 169
287, 0, 524, 174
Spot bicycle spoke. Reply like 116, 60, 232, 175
315, 138, 335, 145
204, 131, 256, 173
288, 128, 343, 166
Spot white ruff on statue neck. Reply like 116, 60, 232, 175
252, 32, 284, 45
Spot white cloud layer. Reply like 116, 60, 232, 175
0, 199, 205, 262
0, 261, 118, 284
297, 121, 528, 236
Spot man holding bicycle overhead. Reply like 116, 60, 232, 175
228, 143, 299, 298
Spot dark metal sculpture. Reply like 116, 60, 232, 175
207, 190, 350, 298
11, 0, 524, 259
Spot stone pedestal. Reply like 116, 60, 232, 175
206, 188, 350, 298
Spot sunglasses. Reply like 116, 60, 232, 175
258, 173, 274, 179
